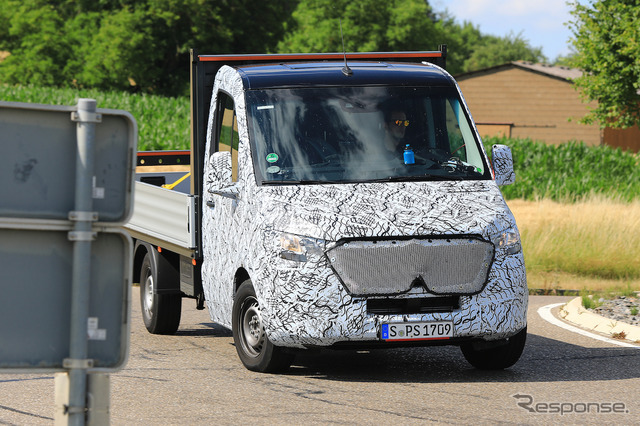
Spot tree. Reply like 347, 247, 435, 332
432, 11, 547, 75
0, 1, 73, 86
553, 52, 577, 67
277, 2, 547, 76
0, 0, 298, 96
277, 0, 441, 53
461, 32, 546, 72
568, 0, 640, 128
434, 14, 484, 75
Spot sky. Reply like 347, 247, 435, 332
432, 0, 587, 61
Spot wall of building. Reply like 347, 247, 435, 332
457, 67, 601, 146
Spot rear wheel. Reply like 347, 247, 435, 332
139, 252, 182, 334
232, 279, 294, 372
461, 327, 527, 370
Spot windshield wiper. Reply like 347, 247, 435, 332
440, 158, 482, 175
262, 179, 344, 185
368, 174, 463, 183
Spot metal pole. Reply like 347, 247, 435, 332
66, 98, 100, 425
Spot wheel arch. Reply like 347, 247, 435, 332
133, 241, 181, 294
234, 267, 251, 294
133, 241, 153, 285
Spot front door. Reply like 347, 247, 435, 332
201, 70, 247, 327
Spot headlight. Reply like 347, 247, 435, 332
493, 229, 522, 255
279, 233, 324, 262
280, 233, 303, 254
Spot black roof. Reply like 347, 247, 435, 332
235, 61, 454, 89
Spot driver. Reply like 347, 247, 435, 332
382, 108, 435, 167
383, 109, 410, 155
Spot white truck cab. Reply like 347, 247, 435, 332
127, 49, 527, 373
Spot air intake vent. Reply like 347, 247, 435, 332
367, 296, 459, 315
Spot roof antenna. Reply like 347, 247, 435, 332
340, 19, 352, 76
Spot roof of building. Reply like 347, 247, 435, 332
455, 61, 583, 82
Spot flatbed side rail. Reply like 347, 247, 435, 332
197, 49, 447, 64
125, 181, 196, 256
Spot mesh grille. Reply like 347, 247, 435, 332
327, 238, 493, 296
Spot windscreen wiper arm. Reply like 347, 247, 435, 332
262, 179, 344, 185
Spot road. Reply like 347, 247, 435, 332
2, 290, 639, 425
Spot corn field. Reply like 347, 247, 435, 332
483, 137, 639, 202
0, 84, 190, 151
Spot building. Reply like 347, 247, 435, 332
455, 61, 640, 152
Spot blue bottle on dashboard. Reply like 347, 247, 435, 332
404, 144, 415, 165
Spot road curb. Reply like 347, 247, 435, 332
559, 297, 640, 343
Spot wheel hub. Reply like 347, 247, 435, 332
144, 274, 154, 314
242, 302, 264, 356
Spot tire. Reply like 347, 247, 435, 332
461, 327, 527, 370
232, 279, 294, 373
139, 252, 182, 335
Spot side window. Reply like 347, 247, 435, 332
216, 92, 239, 182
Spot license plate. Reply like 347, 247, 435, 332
381, 321, 453, 341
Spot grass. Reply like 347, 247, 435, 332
611, 331, 628, 340
526, 271, 638, 294
508, 196, 640, 292
581, 293, 603, 310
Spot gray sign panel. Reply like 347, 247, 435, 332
0, 228, 131, 371
0, 101, 136, 224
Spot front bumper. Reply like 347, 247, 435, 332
258, 249, 528, 349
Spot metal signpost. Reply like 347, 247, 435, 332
0, 99, 137, 425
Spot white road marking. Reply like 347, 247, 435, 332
537, 303, 639, 348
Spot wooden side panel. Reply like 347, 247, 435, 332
603, 126, 640, 152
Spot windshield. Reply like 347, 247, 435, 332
246, 86, 491, 184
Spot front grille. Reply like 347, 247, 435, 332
327, 237, 493, 296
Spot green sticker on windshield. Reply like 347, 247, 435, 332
266, 153, 279, 163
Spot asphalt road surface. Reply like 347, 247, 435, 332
2, 289, 639, 425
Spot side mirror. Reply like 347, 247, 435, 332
491, 144, 515, 186
206, 151, 238, 200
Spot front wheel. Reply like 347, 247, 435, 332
460, 327, 527, 370
232, 280, 294, 373
139, 253, 182, 335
